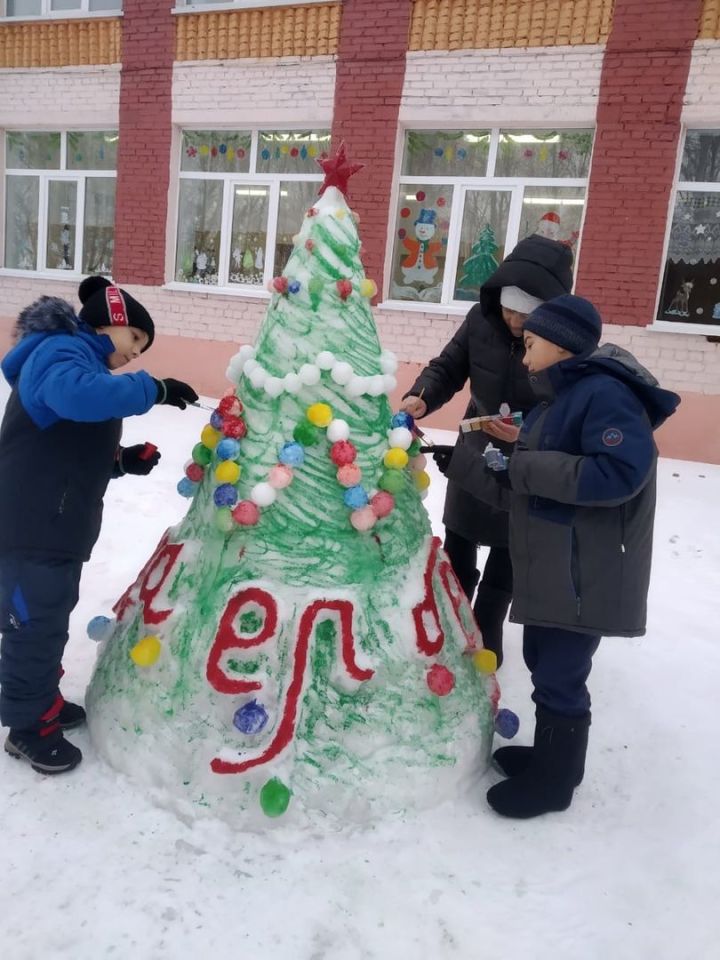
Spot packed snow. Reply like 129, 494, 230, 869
1, 381, 719, 960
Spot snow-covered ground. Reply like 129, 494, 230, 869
1, 382, 719, 960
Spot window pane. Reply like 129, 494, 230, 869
401, 130, 491, 178
181, 131, 251, 174
4, 176, 39, 270
519, 186, 585, 254
273, 181, 320, 275
89, 0, 123, 10
657, 191, 720, 326
6, 132, 61, 170
175, 179, 223, 284
6, 1, 42, 15
454, 190, 512, 301
257, 131, 331, 174
46, 180, 78, 271
680, 131, 720, 182
51, 0, 82, 11
67, 131, 118, 171
83, 177, 116, 275
389, 184, 452, 303
228, 186, 270, 286
494, 130, 594, 178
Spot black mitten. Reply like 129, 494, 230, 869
153, 377, 199, 410
426, 444, 455, 477
118, 443, 161, 476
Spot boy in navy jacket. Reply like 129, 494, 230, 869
0, 276, 198, 774
447, 294, 680, 818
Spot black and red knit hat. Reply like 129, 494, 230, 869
78, 276, 155, 352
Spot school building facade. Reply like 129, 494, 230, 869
1, 0, 719, 462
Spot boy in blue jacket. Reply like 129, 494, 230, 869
0, 276, 198, 774
446, 294, 680, 818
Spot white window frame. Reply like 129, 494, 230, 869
172, 0, 332, 14
651, 126, 720, 337
0, 129, 118, 280
0, 1, 122, 21
380, 126, 592, 316
168, 128, 328, 297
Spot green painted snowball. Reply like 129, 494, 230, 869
259, 777, 291, 817
192, 443, 213, 466
379, 470, 404, 494
293, 420, 321, 446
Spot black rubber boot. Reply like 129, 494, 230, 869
58, 700, 86, 731
473, 583, 512, 668
493, 707, 590, 785
5, 728, 82, 775
486, 707, 590, 818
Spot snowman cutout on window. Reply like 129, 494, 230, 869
401, 208, 443, 286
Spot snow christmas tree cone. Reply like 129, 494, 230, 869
87, 145, 503, 827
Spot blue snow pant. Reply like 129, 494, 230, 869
0, 554, 83, 731
523, 625, 601, 717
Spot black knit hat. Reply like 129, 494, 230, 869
524, 294, 602, 355
78, 276, 155, 352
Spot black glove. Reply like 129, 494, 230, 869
425, 444, 455, 477
153, 377, 199, 410
117, 443, 161, 476
485, 461, 512, 490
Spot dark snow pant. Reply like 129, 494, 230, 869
443, 529, 513, 599
523, 625, 601, 718
0, 554, 83, 731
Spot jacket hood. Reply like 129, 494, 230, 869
549, 343, 681, 429
2, 296, 111, 387
480, 234, 574, 321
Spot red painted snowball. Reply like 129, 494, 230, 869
223, 416, 247, 439
218, 395, 243, 418
370, 491, 395, 518
330, 440, 357, 467
427, 664, 455, 697
232, 501, 259, 526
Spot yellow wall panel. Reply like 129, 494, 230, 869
699, 0, 720, 38
0, 17, 120, 68
409, 0, 615, 50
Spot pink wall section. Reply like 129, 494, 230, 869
1, 318, 717, 464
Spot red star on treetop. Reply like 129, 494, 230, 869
317, 141, 364, 199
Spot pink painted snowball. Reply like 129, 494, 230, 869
232, 501, 260, 526
409, 453, 427, 471
350, 505, 377, 532
337, 463, 362, 487
268, 464, 294, 489
370, 491, 395, 518
185, 462, 205, 483
427, 664, 455, 697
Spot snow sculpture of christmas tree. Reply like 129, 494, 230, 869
87, 145, 501, 827
456, 223, 499, 301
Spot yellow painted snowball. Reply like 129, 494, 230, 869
215, 460, 241, 484
413, 470, 431, 491
472, 649, 498, 675
201, 425, 222, 449
384, 447, 409, 470
130, 635, 162, 667
306, 403, 333, 428
359, 279, 377, 298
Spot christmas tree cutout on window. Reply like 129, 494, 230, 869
87, 144, 506, 827
456, 223, 499, 301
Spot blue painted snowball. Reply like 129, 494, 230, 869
343, 485, 369, 509
177, 477, 198, 498
216, 438, 241, 461
494, 708, 520, 739
278, 441, 305, 467
233, 700, 269, 734
213, 483, 239, 508
87, 615, 112, 641
391, 411, 415, 430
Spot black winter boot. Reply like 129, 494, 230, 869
473, 583, 512, 668
486, 707, 590, 818
493, 709, 590, 786
58, 700, 86, 731
5, 728, 82, 775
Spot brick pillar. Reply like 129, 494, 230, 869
113, 0, 174, 285
332, 0, 413, 298
576, 0, 703, 325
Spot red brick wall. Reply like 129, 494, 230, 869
332, 0, 413, 298
576, 0, 703, 325
113, 0, 174, 285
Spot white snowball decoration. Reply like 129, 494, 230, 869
226, 362, 240, 383
346, 376, 367, 398
316, 351, 336, 370
379, 351, 398, 375
419, 488, 429, 501
367, 375, 385, 397
250, 482, 277, 507
243, 357, 259, 377
237, 344, 256, 364
331, 361, 354, 386
327, 419, 351, 442
248, 366, 268, 389
264, 376, 284, 398
298, 363, 321, 386
388, 427, 413, 450
283, 372, 302, 394
382, 374, 398, 395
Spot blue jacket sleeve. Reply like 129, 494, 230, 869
508, 380, 656, 507
27, 338, 157, 423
